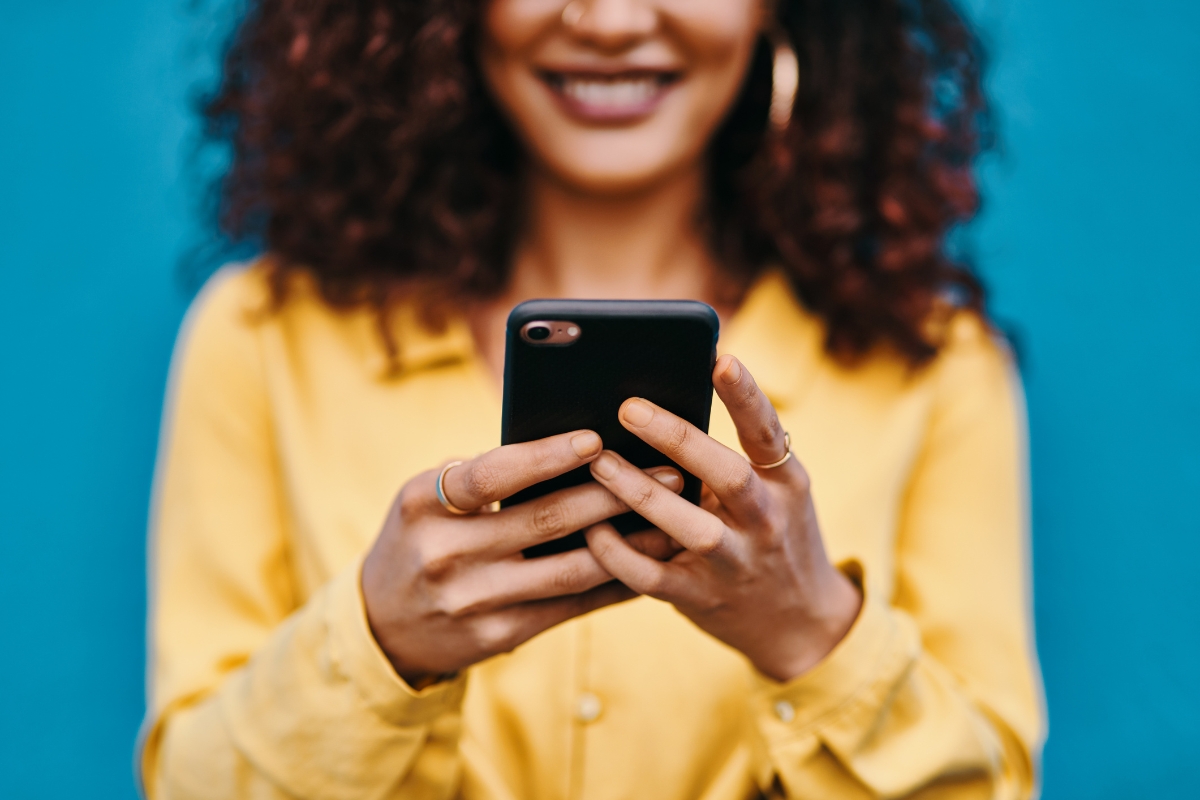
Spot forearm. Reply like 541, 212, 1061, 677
143, 559, 467, 800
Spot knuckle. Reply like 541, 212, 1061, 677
639, 568, 669, 597
435, 587, 478, 619
724, 460, 757, 499
531, 497, 568, 539
629, 480, 658, 511
638, 566, 676, 597
736, 379, 760, 408
474, 617, 518, 654
587, 528, 619, 560
396, 481, 429, 522
549, 559, 590, 594
696, 591, 728, 615
417, 542, 458, 583
755, 417, 782, 449
691, 527, 725, 557
664, 418, 691, 456
463, 460, 502, 503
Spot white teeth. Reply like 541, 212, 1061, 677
560, 77, 660, 109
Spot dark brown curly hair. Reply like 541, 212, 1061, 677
202, 0, 992, 366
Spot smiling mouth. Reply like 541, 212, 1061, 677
539, 70, 681, 121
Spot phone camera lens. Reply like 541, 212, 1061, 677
527, 325, 551, 341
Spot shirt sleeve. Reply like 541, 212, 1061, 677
138, 268, 467, 800
750, 317, 1046, 799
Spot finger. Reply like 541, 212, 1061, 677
585, 523, 691, 601
520, 580, 639, 640
624, 528, 685, 561
485, 581, 639, 655
712, 355, 795, 476
442, 429, 604, 511
617, 396, 770, 522
473, 467, 684, 556
590, 449, 730, 557
443, 547, 616, 616
466, 581, 637, 660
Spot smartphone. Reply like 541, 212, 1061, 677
501, 299, 719, 557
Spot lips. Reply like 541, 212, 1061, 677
539, 70, 681, 122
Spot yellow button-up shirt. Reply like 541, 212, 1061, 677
141, 265, 1044, 799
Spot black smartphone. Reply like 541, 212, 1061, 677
501, 299, 719, 557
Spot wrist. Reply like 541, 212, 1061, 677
361, 557, 434, 684
752, 567, 863, 682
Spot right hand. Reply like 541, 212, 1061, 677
362, 430, 683, 684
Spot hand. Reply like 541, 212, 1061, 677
584, 355, 863, 683
362, 430, 683, 684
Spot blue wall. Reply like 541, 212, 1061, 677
965, 0, 1200, 794
1, 1, 1196, 797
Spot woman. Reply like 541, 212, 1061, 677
141, 0, 1044, 797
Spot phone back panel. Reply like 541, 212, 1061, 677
501, 299, 719, 557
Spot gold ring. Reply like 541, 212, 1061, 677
748, 432, 792, 469
436, 461, 475, 515
562, 1, 585, 27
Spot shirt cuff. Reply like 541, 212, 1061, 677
325, 554, 468, 727
751, 560, 918, 746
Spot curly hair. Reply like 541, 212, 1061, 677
202, 0, 992, 366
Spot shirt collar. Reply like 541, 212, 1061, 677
366, 302, 477, 379
369, 269, 825, 407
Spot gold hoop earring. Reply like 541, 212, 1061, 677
562, 1, 586, 28
770, 39, 799, 131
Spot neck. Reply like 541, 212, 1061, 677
469, 163, 735, 384
503, 164, 721, 304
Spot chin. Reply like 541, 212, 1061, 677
552, 166, 685, 197
551, 166, 675, 197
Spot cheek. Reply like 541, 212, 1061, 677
664, 0, 763, 46
481, 0, 557, 51
479, 0, 551, 95
669, 0, 763, 103
665, 5, 763, 156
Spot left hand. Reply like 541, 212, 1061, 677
585, 354, 863, 682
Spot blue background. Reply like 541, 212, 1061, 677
1, 0, 1197, 796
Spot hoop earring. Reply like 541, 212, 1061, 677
562, 1, 586, 28
769, 38, 799, 131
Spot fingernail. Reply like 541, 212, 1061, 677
649, 468, 683, 492
621, 398, 654, 428
571, 431, 602, 459
591, 451, 619, 480
719, 356, 742, 385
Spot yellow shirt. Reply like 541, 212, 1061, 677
141, 264, 1044, 800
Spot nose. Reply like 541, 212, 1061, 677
562, 0, 658, 50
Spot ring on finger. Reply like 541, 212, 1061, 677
747, 432, 792, 469
436, 461, 477, 515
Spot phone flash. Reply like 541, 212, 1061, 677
520, 320, 581, 345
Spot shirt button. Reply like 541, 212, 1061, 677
773, 700, 796, 723
575, 692, 603, 723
